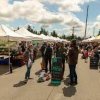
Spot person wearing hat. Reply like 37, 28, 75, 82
68, 39, 79, 85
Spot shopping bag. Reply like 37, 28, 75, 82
28, 58, 32, 67
41, 58, 45, 69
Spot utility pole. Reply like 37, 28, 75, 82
72, 26, 75, 35
84, 5, 89, 39
71, 26, 75, 39
93, 27, 95, 37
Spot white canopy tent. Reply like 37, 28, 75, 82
40, 34, 61, 42
55, 37, 62, 42
82, 37, 96, 43
0, 25, 27, 73
0, 25, 26, 41
16, 27, 43, 40
61, 39, 70, 43
39, 34, 50, 41
88, 37, 95, 42
48, 36, 58, 42
40, 34, 70, 43
93, 36, 100, 42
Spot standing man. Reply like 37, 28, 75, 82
68, 39, 79, 85
40, 43, 47, 70
44, 43, 52, 73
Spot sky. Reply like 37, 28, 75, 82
0, 0, 100, 37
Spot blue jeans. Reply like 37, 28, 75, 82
69, 64, 77, 83
25, 63, 32, 79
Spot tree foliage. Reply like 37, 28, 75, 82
27, 25, 38, 34
51, 30, 58, 37
97, 29, 100, 36
26, 25, 83, 41
60, 33, 82, 41
39, 27, 48, 35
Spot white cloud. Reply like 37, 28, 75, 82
0, 0, 63, 24
97, 15, 100, 21
58, 13, 85, 28
0, 0, 85, 27
47, 0, 94, 12
92, 15, 100, 29
0, 0, 88, 37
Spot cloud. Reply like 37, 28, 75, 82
97, 15, 100, 21
0, 0, 63, 24
41, 24, 51, 28
47, 0, 94, 12
0, 0, 85, 27
58, 13, 85, 28
92, 15, 100, 29
59, 4, 81, 12
37, 12, 63, 24
0, 0, 86, 37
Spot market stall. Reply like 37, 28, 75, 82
0, 25, 27, 72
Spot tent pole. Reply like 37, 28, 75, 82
8, 36, 12, 73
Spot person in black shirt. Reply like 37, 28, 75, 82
40, 43, 47, 70
40, 43, 47, 58
44, 43, 52, 73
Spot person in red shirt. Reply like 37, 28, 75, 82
83, 49, 88, 63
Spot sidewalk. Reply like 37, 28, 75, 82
0, 56, 100, 100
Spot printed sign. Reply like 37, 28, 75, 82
51, 57, 63, 85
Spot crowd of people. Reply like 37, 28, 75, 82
12, 40, 100, 85
79, 42, 100, 63
39, 40, 79, 85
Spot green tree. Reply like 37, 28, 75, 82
39, 27, 48, 35
51, 30, 58, 37
17, 27, 20, 30
34, 31, 38, 34
66, 34, 76, 41
27, 25, 32, 32
97, 29, 100, 36
61, 34, 66, 39
27, 25, 38, 34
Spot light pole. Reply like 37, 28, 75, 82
72, 26, 75, 35
71, 26, 75, 39
84, 5, 89, 39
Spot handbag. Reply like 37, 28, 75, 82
28, 58, 32, 67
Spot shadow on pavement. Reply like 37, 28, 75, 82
0, 65, 20, 76
13, 80, 27, 87
90, 67, 98, 70
35, 69, 42, 76
48, 83, 59, 87
63, 86, 76, 97
0, 65, 9, 75
63, 78, 70, 86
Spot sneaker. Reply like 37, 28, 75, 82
37, 77, 44, 83
24, 79, 28, 83
28, 78, 33, 80
74, 81, 78, 85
